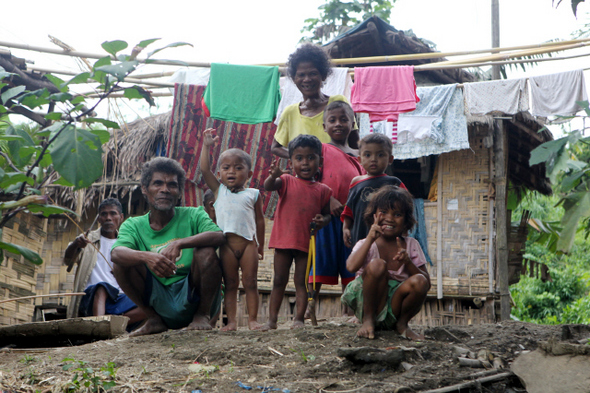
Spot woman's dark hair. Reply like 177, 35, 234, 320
359, 133, 393, 154
287, 43, 333, 81
288, 134, 323, 158
363, 185, 416, 233
141, 157, 186, 194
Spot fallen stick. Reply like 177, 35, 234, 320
0, 292, 85, 304
419, 371, 513, 393
458, 357, 484, 368
268, 346, 284, 356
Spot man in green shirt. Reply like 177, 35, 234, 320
112, 157, 225, 337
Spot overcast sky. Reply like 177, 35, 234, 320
1, 0, 589, 121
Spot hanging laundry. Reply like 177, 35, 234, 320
391, 86, 469, 160
463, 78, 529, 116
358, 113, 398, 144
351, 66, 419, 122
529, 69, 588, 117
397, 84, 457, 144
274, 67, 352, 125
203, 63, 281, 124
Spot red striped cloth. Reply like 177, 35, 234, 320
167, 84, 279, 216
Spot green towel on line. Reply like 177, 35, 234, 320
203, 63, 281, 124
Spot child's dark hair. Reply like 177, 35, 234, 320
363, 185, 416, 233
219, 148, 252, 170
359, 133, 393, 154
288, 134, 322, 158
287, 43, 333, 81
323, 100, 355, 123
203, 189, 215, 205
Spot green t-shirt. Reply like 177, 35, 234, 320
113, 207, 221, 286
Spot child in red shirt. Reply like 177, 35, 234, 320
263, 135, 332, 329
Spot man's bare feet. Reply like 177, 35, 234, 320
129, 316, 168, 337
249, 320, 265, 331
356, 321, 375, 339
220, 322, 237, 332
400, 328, 424, 340
186, 315, 213, 331
291, 320, 305, 329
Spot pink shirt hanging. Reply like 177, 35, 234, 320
351, 66, 419, 122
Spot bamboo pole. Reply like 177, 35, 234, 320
0, 40, 211, 67
436, 156, 443, 300
0, 293, 86, 304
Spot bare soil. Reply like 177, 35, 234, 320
0, 318, 565, 392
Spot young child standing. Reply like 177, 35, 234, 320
342, 185, 430, 340
342, 133, 407, 249
200, 128, 265, 331
306, 101, 364, 317
264, 134, 332, 329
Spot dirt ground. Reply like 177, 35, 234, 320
0, 318, 566, 392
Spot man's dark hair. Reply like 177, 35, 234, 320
203, 189, 215, 205
287, 43, 333, 81
288, 134, 322, 158
141, 157, 186, 194
359, 133, 393, 154
363, 185, 416, 233
98, 198, 123, 214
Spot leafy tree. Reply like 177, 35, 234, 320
0, 39, 189, 266
301, 0, 395, 44
529, 101, 590, 253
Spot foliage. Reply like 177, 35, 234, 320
554, 0, 587, 16
0, 38, 190, 266
301, 0, 395, 44
62, 358, 118, 392
528, 101, 590, 253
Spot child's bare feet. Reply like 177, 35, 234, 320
357, 321, 376, 339
249, 321, 265, 331
220, 322, 237, 332
261, 321, 277, 331
291, 319, 305, 329
347, 315, 360, 324
129, 316, 167, 337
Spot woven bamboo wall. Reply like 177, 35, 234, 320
425, 128, 494, 297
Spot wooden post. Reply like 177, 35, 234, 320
436, 156, 444, 299
493, 120, 510, 321
491, 0, 501, 80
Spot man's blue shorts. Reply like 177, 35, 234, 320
79, 282, 137, 317
143, 273, 222, 330
309, 216, 355, 286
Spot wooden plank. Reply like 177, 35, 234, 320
437, 155, 443, 299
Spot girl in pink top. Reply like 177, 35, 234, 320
342, 185, 430, 340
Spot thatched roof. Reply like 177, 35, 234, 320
47, 111, 172, 216
323, 16, 476, 85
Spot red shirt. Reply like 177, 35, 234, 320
269, 174, 332, 253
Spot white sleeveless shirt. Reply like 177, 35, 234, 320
214, 184, 259, 243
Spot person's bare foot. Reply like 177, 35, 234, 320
291, 319, 305, 329
249, 320, 265, 331
185, 315, 213, 331
129, 316, 167, 337
304, 307, 311, 320
220, 322, 237, 332
260, 321, 277, 331
347, 315, 360, 324
356, 321, 375, 339
400, 327, 425, 340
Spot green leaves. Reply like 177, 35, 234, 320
123, 86, 155, 106
96, 60, 139, 82
101, 40, 128, 57
51, 125, 103, 189
1, 86, 26, 104
0, 240, 43, 265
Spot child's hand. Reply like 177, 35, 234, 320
312, 214, 327, 229
258, 244, 264, 260
329, 196, 344, 217
343, 228, 352, 248
367, 212, 384, 241
269, 157, 288, 179
203, 128, 219, 147
392, 237, 411, 266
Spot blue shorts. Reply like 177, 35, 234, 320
79, 282, 137, 317
309, 216, 355, 286
143, 273, 222, 330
